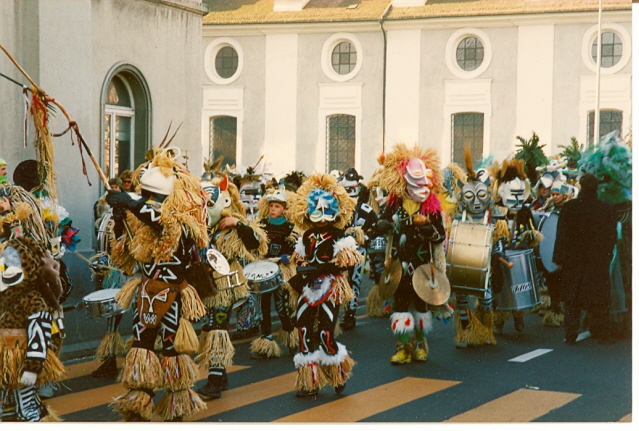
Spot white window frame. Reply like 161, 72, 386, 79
581, 23, 630, 75
205, 37, 244, 85
445, 28, 492, 79
321, 33, 363, 82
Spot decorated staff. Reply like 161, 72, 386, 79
106, 147, 208, 422
369, 143, 452, 365
249, 188, 300, 358
0, 236, 64, 422
194, 162, 267, 401
337, 168, 377, 331
287, 173, 362, 397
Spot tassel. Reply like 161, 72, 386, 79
250, 337, 282, 358
196, 329, 235, 368
115, 277, 141, 310
180, 285, 206, 321
161, 354, 198, 391
174, 318, 199, 354
154, 388, 207, 421
119, 347, 162, 389
111, 389, 154, 421
95, 332, 127, 361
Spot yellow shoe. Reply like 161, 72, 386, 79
413, 348, 428, 362
390, 346, 411, 365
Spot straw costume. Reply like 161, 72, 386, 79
106, 148, 208, 422
287, 173, 362, 397
0, 236, 64, 422
195, 164, 267, 400
371, 143, 452, 365
249, 188, 301, 358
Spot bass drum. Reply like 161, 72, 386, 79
538, 212, 559, 273
446, 220, 494, 297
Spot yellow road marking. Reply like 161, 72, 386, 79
445, 388, 581, 422
187, 372, 296, 422
619, 413, 631, 422
49, 365, 249, 416
276, 377, 460, 422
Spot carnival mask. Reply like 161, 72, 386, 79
202, 176, 232, 228
339, 168, 363, 198
307, 188, 339, 223
497, 177, 527, 211
0, 246, 24, 292
460, 181, 491, 215
403, 158, 432, 203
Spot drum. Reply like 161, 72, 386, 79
82, 289, 125, 318
531, 211, 549, 230
97, 210, 114, 253
446, 220, 494, 297
368, 236, 387, 255
243, 261, 283, 294
538, 211, 559, 273
494, 249, 541, 311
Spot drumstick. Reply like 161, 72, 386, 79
72, 251, 119, 272
498, 256, 514, 268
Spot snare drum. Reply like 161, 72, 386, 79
446, 220, 495, 297
97, 210, 114, 253
243, 261, 283, 294
538, 212, 559, 273
82, 289, 125, 318
494, 249, 541, 311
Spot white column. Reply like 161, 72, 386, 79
516, 25, 554, 151
385, 29, 422, 147
264, 33, 298, 176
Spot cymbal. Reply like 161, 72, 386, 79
412, 264, 451, 306
377, 259, 403, 300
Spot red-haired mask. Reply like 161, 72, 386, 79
403, 158, 432, 203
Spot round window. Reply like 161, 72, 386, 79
456, 37, 484, 72
215, 46, 239, 79
591, 31, 622, 68
332, 41, 357, 75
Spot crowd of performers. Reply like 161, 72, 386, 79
0, 129, 631, 421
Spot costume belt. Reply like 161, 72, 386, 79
0, 329, 27, 349
136, 277, 187, 328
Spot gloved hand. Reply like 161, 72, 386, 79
20, 370, 38, 387
106, 190, 134, 209
416, 223, 436, 241
280, 254, 290, 265
429, 303, 454, 320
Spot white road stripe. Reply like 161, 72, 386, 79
509, 348, 553, 363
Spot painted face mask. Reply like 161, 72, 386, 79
339, 168, 363, 198
498, 177, 526, 211
460, 181, 491, 214
307, 188, 339, 223
403, 158, 432, 203
202, 178, 232, 228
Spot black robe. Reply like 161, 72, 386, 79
552, 189, 617, 306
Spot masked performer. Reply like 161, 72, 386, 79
249, 189, 300, 358
194, 169, 267, 400
338, 168, 376, 331
369, 144, 452, 364
0, 236, 64, 422
106, 148, 208, 422
287, 173, 362, 397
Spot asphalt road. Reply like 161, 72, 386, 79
47, 277, 632, 423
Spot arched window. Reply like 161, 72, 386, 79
452, 112, 484, 165
101, 66, 151, 179
587, 110, 623, 144
210, 116, 237, 167
326, 114, 355, 172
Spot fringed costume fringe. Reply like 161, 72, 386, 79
328, 276, 354, 305
366, 284, 388, 317
115, 277, 141, 310
160, 354, 199, 391
542, 310, 565, 327
119, 347, 162, 390
179, 285, 206, 321
277, 328, 299, 349
110, 389, 154, 421
95, 332, 127, 361
334, 247, 364, 267
250, 336, 282, 358
321, 355, 355, 388
196, 329, 234, 369
294, 362, 328, 392
154, 388, 207, 421
202, 261, 249, 308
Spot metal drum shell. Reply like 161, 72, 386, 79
243, 261, 283, 294
82, 288, 124, 319
446, 220, 494, 297
538, 212, 559, 273
494, 249, 541, 311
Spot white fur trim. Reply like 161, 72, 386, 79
317, 342, 348, 366
302, 276, 333, 304
413, 311, 433, 335
294, 236, 305, 258
332, 235, 358, 257
390, 312, 415, 334
294, 350, 322, 368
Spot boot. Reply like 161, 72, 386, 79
341, 309, 357, 331
413, 341, 428, 362
221, 368, 229, 391
196, 374, 224, 400
513, 312, 525, 332
334, 383, 346, 394
390, 344, 411, 365
92, 355, 118, 378
295, 387, 319, 398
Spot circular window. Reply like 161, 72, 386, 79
582, 23, 630, 75
332, 42, 357, 75
446, 29, 492, 79
456, 37, 484, 71
322, 33, 363, 82
591, 31, 622, 68
205, 38, 244, 85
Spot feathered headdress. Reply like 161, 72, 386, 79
288, 173, 356, 231
374, 143, 443, 216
